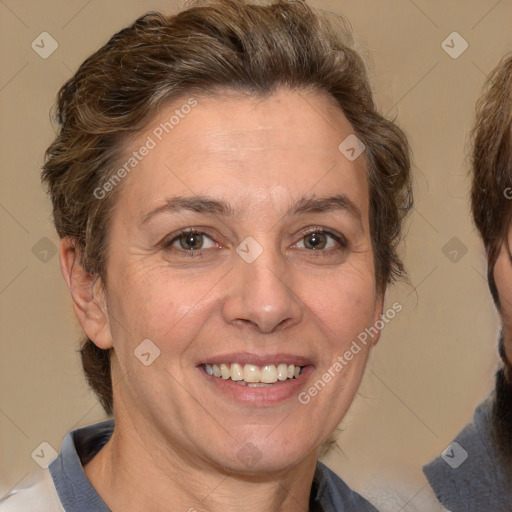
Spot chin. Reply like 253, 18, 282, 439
212, 436, 318, 476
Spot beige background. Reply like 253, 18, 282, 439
0, 0, 509, 510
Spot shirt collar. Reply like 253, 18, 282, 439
49, 419, 376, 512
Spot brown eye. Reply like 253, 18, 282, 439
167, 231, 216, 252
303, 232, 328, 250
297, 230, 345, 251
178, 232, 204, 250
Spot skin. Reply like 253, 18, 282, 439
493, 236, 512, 364
60, 88, 383, 512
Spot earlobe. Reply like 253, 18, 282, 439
59, 238, 113, 349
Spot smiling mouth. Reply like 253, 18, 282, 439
202, 363, 305, 387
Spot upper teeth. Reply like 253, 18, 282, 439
204, 363, 302, 383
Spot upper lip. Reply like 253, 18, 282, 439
198, 352, 313, 367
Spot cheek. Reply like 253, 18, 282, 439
499, 282, 512, 319
300, 268, 377, 344
106, 264, 224, 349
493, 253, 512, 364
495, 260, 512, 324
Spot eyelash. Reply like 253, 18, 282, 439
296, 228, 348, 251
162, 227, 348, 257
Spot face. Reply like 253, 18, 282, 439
494, 233, 512, 366
490, 237, 512, 464
85, 89, 382, 473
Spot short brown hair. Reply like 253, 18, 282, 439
472, 55, 512, 298
471, 55, 512, 467
471, 55, 512, 374
42, 0, 412, 414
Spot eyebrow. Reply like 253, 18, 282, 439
141, 196, 233, 224
288, 194, 362, 224
141, 193, 363, 226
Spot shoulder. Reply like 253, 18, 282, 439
0, 467, 65, 512
361, 480, 452, 512
423, 398, 511, 512
314, 462, 379, 511
0, 419, 114, 512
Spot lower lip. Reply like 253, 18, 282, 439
199, 365, 314, 406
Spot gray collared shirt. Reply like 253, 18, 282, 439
1, 419, 379, 511
423, 398, 512, 512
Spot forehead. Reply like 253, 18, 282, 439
115, 88, 369, 221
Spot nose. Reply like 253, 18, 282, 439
221, 246, 304, 334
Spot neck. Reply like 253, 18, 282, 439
84, 407, 318, 512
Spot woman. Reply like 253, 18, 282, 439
0, 0, 412, 510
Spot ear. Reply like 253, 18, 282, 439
59, 238, 113, 349
370, 290, 385, 347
